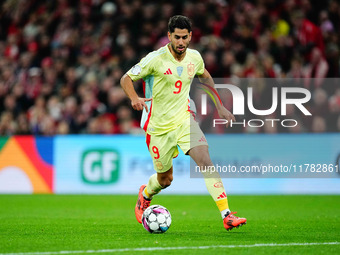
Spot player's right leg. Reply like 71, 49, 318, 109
135, 167, 173, 223
135, 132, 177, 223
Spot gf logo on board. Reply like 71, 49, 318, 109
81, 149, 120, 184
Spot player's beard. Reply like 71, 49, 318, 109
171, 42, 188, 55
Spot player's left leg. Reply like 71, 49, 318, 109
179, 114, 246, 230
188, 145, 229, 215
188, 145, 247, 231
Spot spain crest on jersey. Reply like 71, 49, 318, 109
187, 62, 194, 76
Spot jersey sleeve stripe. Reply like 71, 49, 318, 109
140, 49, 165, 64
140, 49, 166, 67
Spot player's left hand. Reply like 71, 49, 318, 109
217, 107, 236, 128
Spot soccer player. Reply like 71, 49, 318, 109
120, 15, 246, 231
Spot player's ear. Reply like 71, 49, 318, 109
189, 31, 192, 41
167, 31, 171, 41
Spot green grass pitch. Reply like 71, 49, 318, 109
0, 195, 339, 255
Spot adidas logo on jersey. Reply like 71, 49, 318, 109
164, 68, 172, 75
198, 136, 207, 142
217, 192, 227, 200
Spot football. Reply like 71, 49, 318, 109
142, 205, 172, 233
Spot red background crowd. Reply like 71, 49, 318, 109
0, 0, 339, 135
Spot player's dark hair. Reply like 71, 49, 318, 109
168, 15, 192, 33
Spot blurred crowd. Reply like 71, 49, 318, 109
0, 0, 339, 135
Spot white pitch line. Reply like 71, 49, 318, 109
1, 242, 339, 255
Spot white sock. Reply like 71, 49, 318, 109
221, 209, 231, 219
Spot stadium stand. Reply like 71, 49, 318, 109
0, 0, 339, 134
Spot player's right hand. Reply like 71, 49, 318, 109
131, 97, 152, 112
